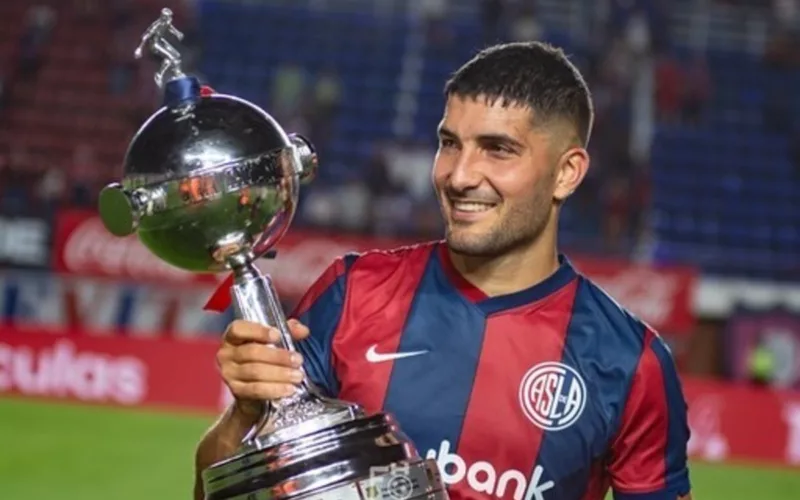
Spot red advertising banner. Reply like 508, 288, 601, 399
51, 209, 218, 285
684, 377, 800, 467
51, 209, 696, 333
0, 328, 797, 467
0, 326, 227, 413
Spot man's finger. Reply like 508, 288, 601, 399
229, 343, 303, 367
232, 362, 305, 384
223, 320, 272, 345
287, 318, 311, 340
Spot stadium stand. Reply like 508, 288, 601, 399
0, 3, 129, 183
0, 0, 797, 280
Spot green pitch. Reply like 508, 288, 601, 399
0, 398, 798, 499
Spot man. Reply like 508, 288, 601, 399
195, 41, 692, 500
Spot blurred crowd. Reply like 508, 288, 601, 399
0, 0, 798, 255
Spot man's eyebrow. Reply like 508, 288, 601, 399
475, 133, 524, 149
437, 125, 457, 138
437, 127, 524, 149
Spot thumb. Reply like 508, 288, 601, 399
287, 318, 311, 340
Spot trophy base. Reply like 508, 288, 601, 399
202, 413, 448, 500
242, 394, 365, 451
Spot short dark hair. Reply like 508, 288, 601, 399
444, 41, 594, 146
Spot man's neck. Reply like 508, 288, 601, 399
447, 236, 560, 298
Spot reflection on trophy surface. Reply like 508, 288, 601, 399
97, 8, 447, 500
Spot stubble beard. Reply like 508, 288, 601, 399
444, 193, 553, 258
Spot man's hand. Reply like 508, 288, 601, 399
217, 319, 310, 417
194, 319, 311, 500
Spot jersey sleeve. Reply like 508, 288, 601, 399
289, 253, 358, 398
609, 330, 692, 500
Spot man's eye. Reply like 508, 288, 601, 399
486, 143, 513, 155
439, 138, 456, 149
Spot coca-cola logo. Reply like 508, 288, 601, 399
590, 268, 679, 326
0, 339, 147, 404
61, 217, 196, 282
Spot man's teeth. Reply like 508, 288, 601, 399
453, 201, 495, 212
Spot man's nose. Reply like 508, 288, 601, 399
448, 150, 483, 191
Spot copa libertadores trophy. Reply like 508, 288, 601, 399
97, 8, 446, 500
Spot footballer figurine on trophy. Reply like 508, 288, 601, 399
97, 7, 446, 500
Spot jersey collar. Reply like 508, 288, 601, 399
435, 242, 577, 315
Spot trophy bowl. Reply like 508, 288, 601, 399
97, 8, 447, 500
98, 92, 317, 273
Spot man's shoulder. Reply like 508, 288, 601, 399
339, 240, 440, 277
294, 241, 438, 317
305, 240, 439, 316
570, 274, 682, 418
576, 274, 652, 337
568, 273, 670, 371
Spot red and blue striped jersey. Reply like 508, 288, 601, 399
292, 241, 691, 500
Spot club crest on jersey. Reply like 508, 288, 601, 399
518, 361, 587, 431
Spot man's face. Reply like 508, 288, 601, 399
432, 95, 560, 257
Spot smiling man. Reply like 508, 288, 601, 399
196, 42, 693, 500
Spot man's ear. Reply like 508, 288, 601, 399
553, 146, 590, 202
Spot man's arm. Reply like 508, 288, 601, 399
194, 403, 262, 500
193, 253, 357, 499
608, 329, 693, 500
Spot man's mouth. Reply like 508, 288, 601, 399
447, 198, 499, 222
451, 201, 497, 213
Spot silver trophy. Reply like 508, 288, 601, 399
98, 9, 447, 500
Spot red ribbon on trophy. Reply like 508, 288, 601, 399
205, 275, 235, 312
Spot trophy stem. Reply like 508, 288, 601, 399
228, 256, 360, 446
229, 258, 319, 410
230, 259, 300, 354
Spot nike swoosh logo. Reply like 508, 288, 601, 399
366, 344, 428, 363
